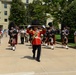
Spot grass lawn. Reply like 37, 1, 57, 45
55, 34, 61, 42
56, 34, 76, 48
68, 43, 76, 47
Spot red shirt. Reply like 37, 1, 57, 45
27, 29, 46, 45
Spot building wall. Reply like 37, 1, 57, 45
46, 13, 53, 27
0, 0, 33, 29
0, 0, 52, 29
0, 0, 11, 29
0, 1, 1, 22
0, 1, 3, 28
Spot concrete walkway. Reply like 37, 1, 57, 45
0, 35, 76, 75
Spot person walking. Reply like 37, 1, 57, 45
45, 26, 55, 50
20, 27, 25, 44
27, 25, 46, 62
9, 27, 17, 51
0, 28, 2, 44
15, 26, 19, 44
74, 31, 76, 44
61, 27, 69, 49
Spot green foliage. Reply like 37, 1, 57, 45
53, 19, 59, 29
42, 0, 74, 24
49, 0, 69, 22
42, 0, 75, 43
26, 0, 48, 25
63, 0, 76, 35
42, 0, 74, 29
61, 0, 76, 42
9, 0, 26, 26
55, 34, 61, 42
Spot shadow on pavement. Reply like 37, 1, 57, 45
56, 42, 76, 49
26, 44, 32, 46
55, 46, 64, 49
42, 46, 51, 49
68, 46, 76, 49
21, 56, 34, 60
6, 48, 12, 50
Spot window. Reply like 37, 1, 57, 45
4, 19, 7, 22
4, 3, 7, 8
4, 11, 7, 15
26, 0, 29, 3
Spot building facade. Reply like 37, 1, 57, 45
0, 0, 52, 29
0, 0, 33, 29
0, 0, 10, 29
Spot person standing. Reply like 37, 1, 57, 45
20, 27, 25, 44
0, 28, 2, 44
45, 26, 55, 50
74, 31, 76, 44
61, 27, 69, 49
9, 27, 17, 51
15, 26, 19, 44
27, 25, 46, 62
25, 29, 29, 43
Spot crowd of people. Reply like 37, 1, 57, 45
7, 22, 71, 62
0, 21, 75, 62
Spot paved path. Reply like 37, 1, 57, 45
0, 35, 76, 75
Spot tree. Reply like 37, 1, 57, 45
62, 0, 76, 40
9, 0, 26, 26
42, 0, 74, 29
26, 0, 48, 25
42, 0, 75, 42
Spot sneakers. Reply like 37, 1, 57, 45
61, 45, 69, 49
12, 46, 16, 51
51, 46, 54, 50
65, 45, 69, 49
45, 43, 47, 46
45, 43, 48, 48
62, 45, 65, 48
